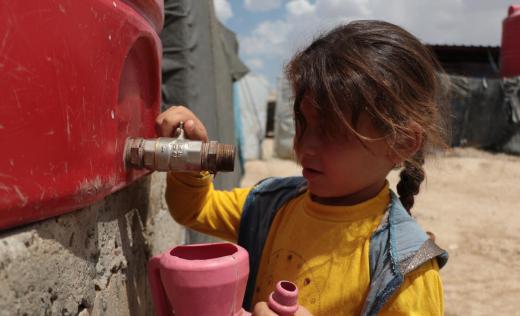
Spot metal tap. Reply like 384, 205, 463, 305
124, 122, 235, 174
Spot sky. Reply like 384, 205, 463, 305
213, 0, 517, 90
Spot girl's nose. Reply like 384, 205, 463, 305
300, 129, 320, 156
301, 142, 318, 156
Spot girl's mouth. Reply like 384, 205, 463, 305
302, 167, 323, 180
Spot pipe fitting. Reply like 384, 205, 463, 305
124, 122, 235, 173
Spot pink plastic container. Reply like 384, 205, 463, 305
148, 242, 300, 316
148, 243, 250, 316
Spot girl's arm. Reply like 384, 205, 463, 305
157, 105, 249, 242
165, 171, 250, 242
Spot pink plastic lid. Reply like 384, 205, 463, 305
268, 281, 299, 316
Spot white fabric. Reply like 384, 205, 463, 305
274, 76, 296, 159
237, 74, 270, 160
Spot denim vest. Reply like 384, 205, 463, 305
237, 177, 448, 316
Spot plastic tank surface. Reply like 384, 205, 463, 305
501, 5, 520, 77
0, 0, 164, 230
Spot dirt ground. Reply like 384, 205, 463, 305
240, 139, 520, 316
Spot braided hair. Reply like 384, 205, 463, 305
396, 149, 426, 214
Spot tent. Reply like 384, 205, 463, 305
448, 75, 520, 154
273, 76, 296, 159
235, 73, 271, 161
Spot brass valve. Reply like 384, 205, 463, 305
124, 122, 235, 174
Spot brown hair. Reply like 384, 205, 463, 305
285, 20, 449, 213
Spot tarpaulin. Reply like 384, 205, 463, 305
160, 0, 248, 191
448, 75, 520, 154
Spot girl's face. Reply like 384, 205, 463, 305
294, 100, 395, 204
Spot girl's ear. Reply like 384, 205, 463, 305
387, 121, 423, 165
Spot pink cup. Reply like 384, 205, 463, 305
148, 242, 250, 316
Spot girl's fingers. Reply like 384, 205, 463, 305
295, 305, 314, 316
184, 119, 209, 142
155, 106, 208, 141
159, 115, 178, 137
252, 302, 278, 316
253, 301, 314, 316
155, 106, 189, 137
155, 108, 177, 136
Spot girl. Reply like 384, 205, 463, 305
156, 20, 449, 316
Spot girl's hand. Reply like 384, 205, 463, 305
155, 105, 208, 141
252, 302, 314, 316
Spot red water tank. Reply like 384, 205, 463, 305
0, 1, 163, 230
501, 5, 520, 77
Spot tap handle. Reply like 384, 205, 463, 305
175, 121, 185, 140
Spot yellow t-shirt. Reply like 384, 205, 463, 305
166, 172, 444, 316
